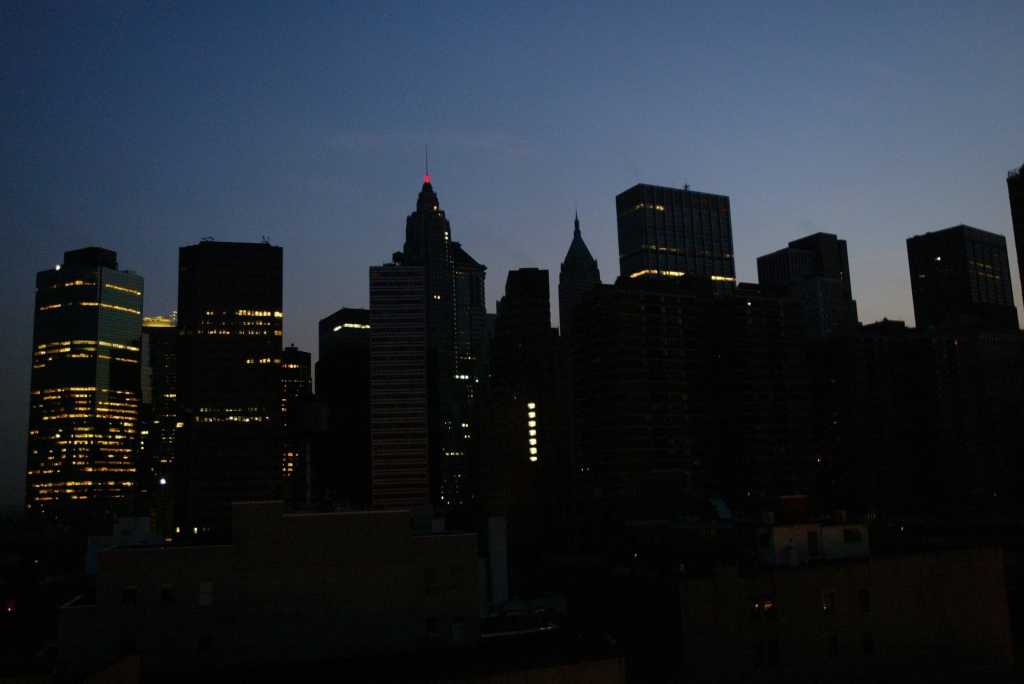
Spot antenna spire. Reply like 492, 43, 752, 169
423, 145, 430, 184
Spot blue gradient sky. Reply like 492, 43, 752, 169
2, 1, 1022, 506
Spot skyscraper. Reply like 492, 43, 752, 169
369, 261, 429, 510
138, 314, 176, 524
571, 275, 810, 521
390, 175, 486, 512
175, 240, 283, 536
451, 242, 488, 508
1008, 164, 1024, 296
280, 343, 312, 481
907, 225, 1018, 332
26, 247, 143, 526
486, 268, 563, 593
557, 212, 601, 339
757, 232, 859, 337
316, 307, 370, 507
615, 183, 736, 284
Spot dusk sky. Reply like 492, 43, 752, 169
2, 1, 1022, 506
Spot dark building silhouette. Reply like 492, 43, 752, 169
451, 242, 487, 508
59, 501, 480, 678
369, 261, 429, 510
907, 225, 1018, 331
571, 275, 810, 528
809, 320, 1024, 517
280, 344, 312, 482
493, 269, 556, 394
757, 232, 859, 337
139, 314, 176, 530
315, 307, 370, 508
175, 241, 283, 536
140, 316, 176, 480
26, 247, 143, 526
558, 212, 601, 339
485, 268, 566, 594
615, 183, 736, 285
1008, 163, 1024, 296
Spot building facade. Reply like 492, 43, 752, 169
59, 501, 480, 678
369, 262, 430, 510
26, 247, 143, 526
280, 344, 312, 482
571, 276, 811, 525
174, 241, 283, 536
316, 307, 370, 508
907, 224, 1018, 332
615, 183, 736, 284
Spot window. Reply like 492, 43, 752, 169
426, 617, 440, 638
121, 586, 137, 606
451, 619, 465, 643
862, 632, 875, 655
807, 531, 820, 557
843, 527, 863, 543
160, 584, 176, 605
822, 589, 836, 615
198, 581, 214, 607
827, 634, 839, 658
859, 587, 871, 614
424, 568, 438, 596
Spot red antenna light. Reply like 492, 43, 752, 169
424, 174, 431, 184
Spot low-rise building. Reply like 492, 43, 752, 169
59, 501, 480, 678
682, 546, 1014, 677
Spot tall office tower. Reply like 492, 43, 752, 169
1008, 164, 1024, 296
369, 262, 429, 510
138, 315, 176, 518
615, 183, 736, 284
757, 232, 859, 337
571, 276, 810, 526
450, 242, 487, 508
316, 307, 370, 507
487, 270, 561, 499
175, 241, 283, 536
26, 247, 143, 526
280, 344, 312, 480
398, 176, 486, 512
558, 212, 601, 338
907, 225, 1018, 332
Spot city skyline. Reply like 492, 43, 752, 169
3, 2, 1023, 508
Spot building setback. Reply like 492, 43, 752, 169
26, 247, 144, 527
615, 183, 736, 284
907, 224, 1018, 332
174, 241, 283, 536
369, 262, 429, 510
